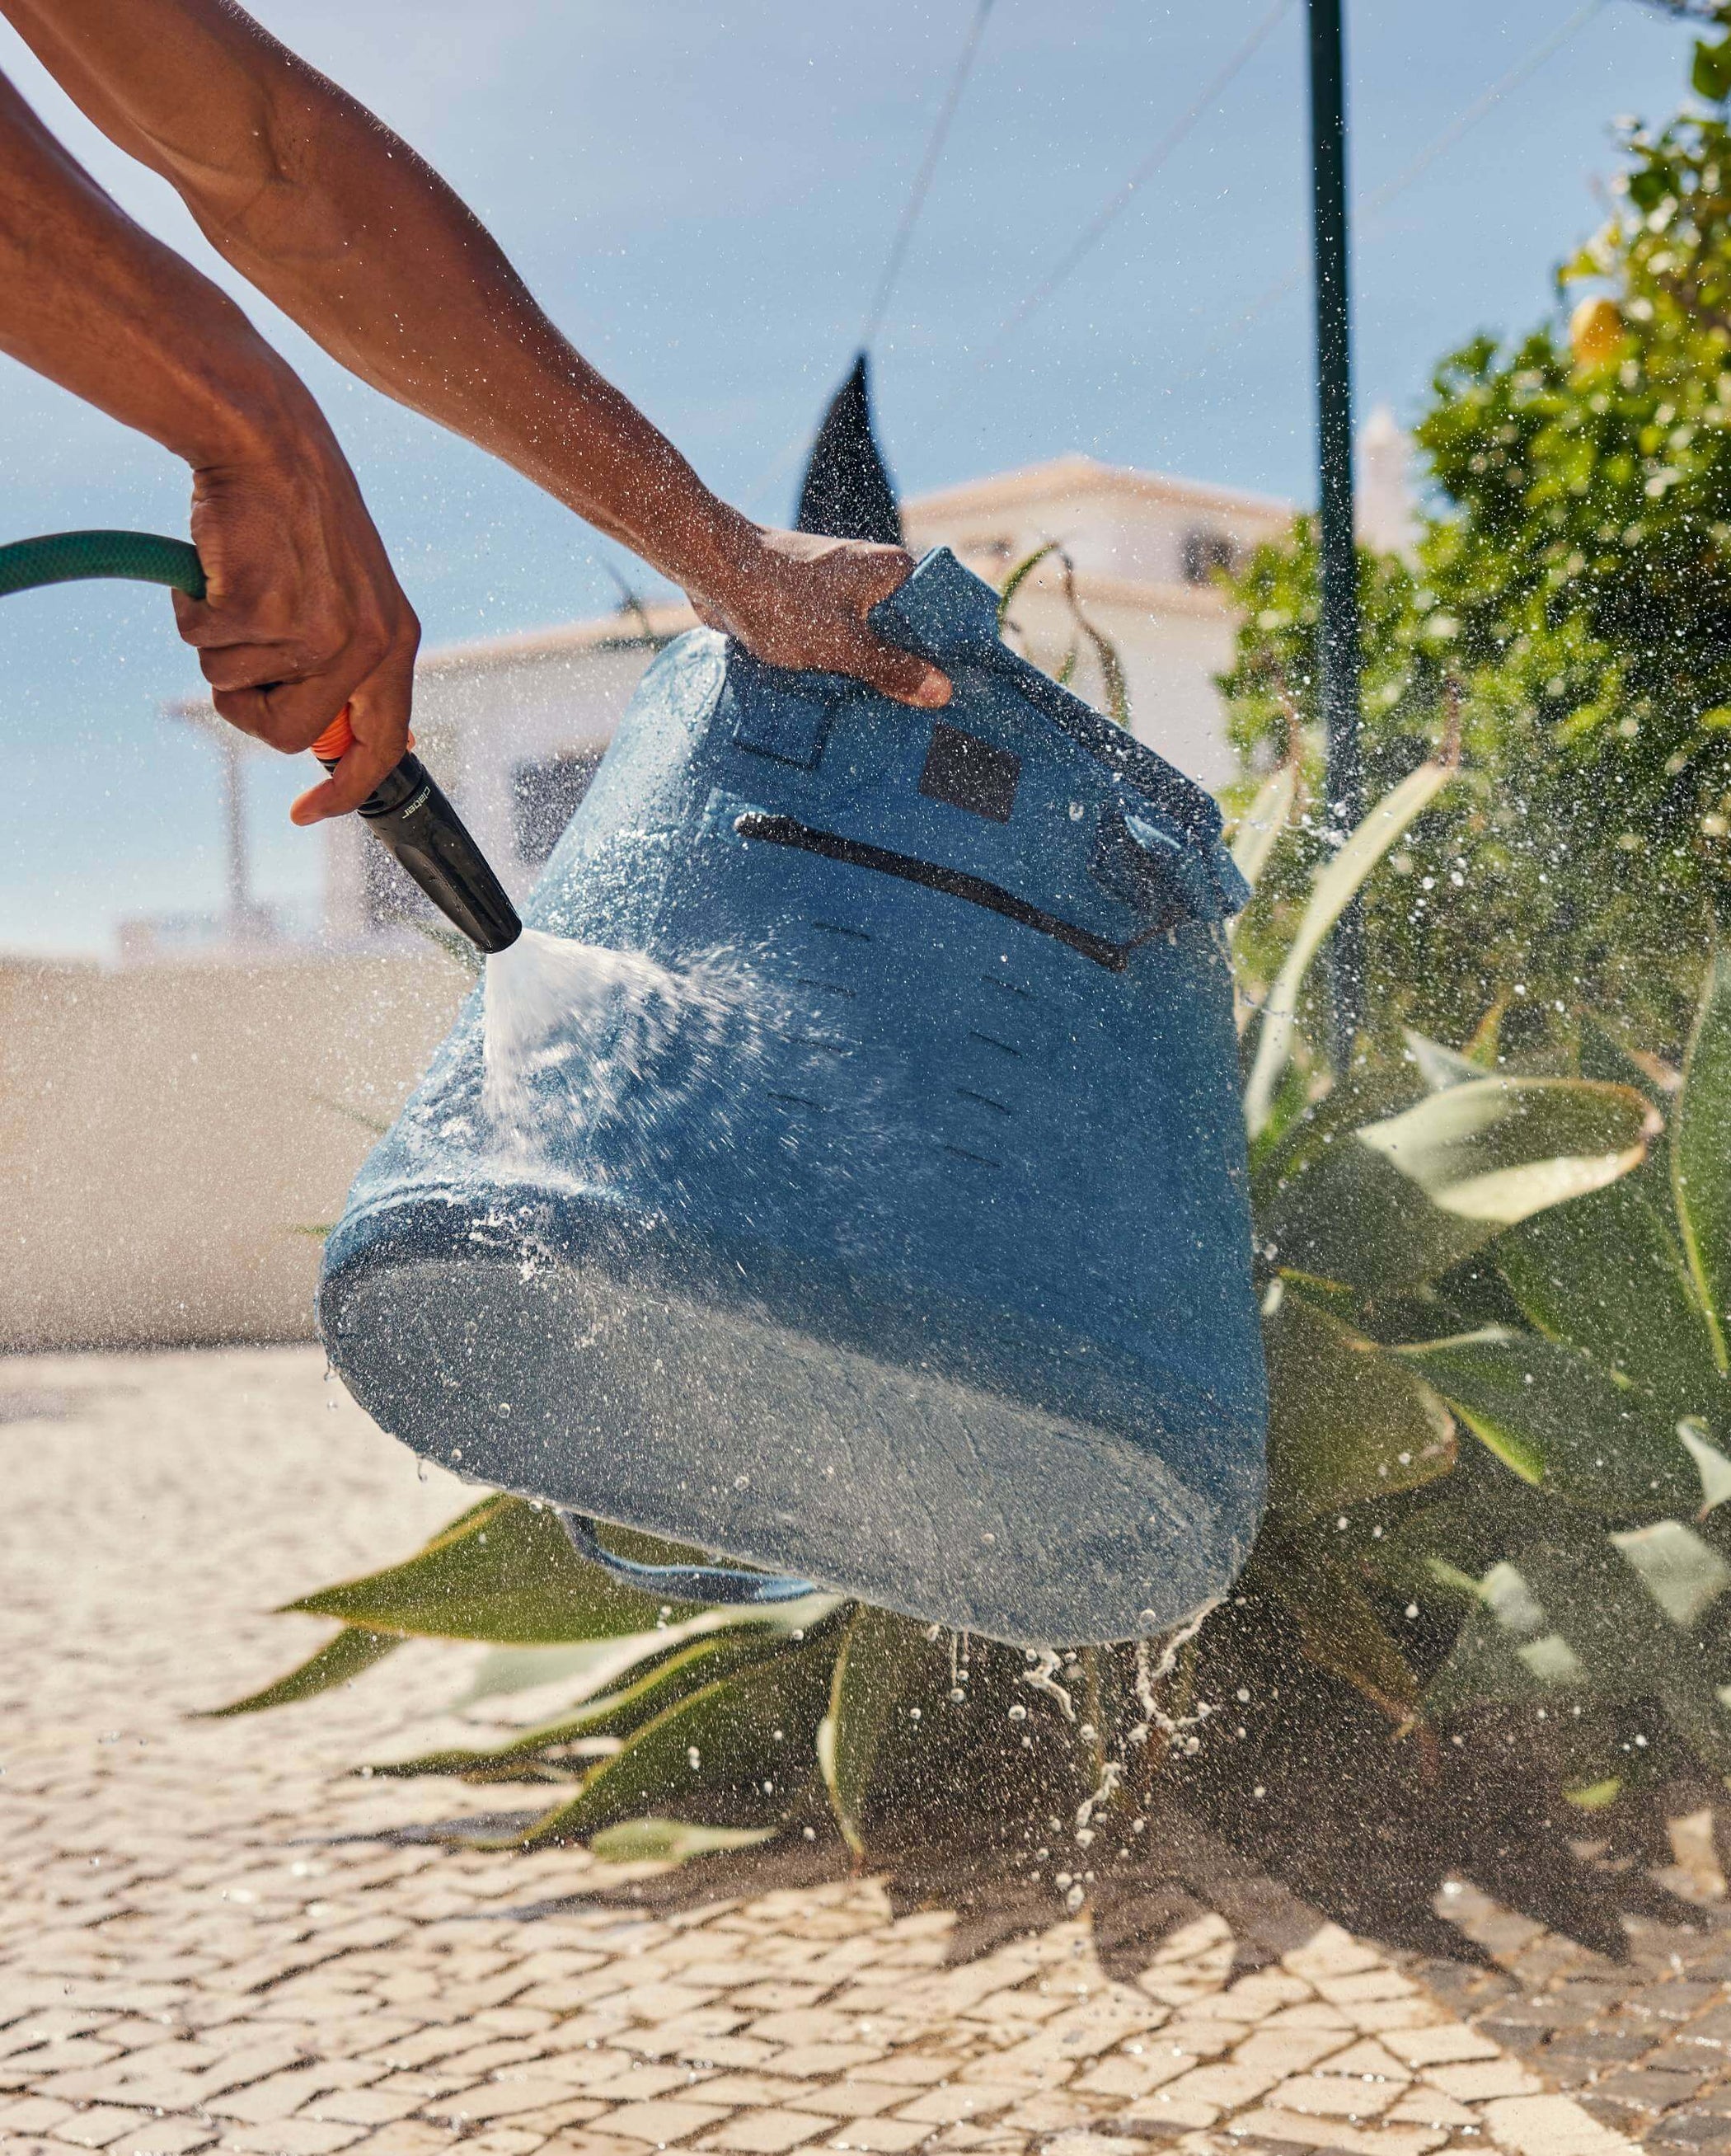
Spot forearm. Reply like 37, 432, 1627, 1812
0, 67, 304, 473
0, 0, 753, 599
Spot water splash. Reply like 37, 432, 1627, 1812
480, 928, 748, 1148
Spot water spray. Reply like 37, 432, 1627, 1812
0, 528, 520, 957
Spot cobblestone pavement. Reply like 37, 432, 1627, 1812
3, 1348, 1730, 2156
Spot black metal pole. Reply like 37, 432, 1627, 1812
1306, 0, 1364, 1063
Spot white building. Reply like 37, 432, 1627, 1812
321, 453, 1294, 945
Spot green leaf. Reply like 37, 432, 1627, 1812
997, 542, 1059, 626
819, 1606, 929, 1856
449, 1640, 642, 1711
310, 1092, 391, 1139
1396, 1330, 1701, 1516
587, 1819, 776, 1865
1227, 761, 1298, 905
1261, 1126, 1499, 1296
285, 1494, 699, 1642
1367, 1479, 1579, 1597
1694, 35, 1731, 104
1673, 953, 1731, 1379
1427, 1537, 1731, 1772
1244, 757, 1456, 1134
1356, 1077, 1653, 1226
1613, 1519, 1731, 1630
1403, 1028, 1485, 1093
505, 1638, 840, 1848
1263, 1281, 1456, 1522
1267, 1076, 1655, 1299
1245, 1519, 1422, 1726
207, 1626, 403, 1717
372, 1623, 823, 1779
1498, 1159, 1726, 1421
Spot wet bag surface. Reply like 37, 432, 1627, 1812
319, 549, 1267, 1646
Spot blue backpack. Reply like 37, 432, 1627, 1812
321, 548, 1267, 1645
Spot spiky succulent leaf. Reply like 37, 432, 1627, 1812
819, 1606, 931, 1856
284, 1495, 703, 1643
1398, 1329, 1701, 1517
500, 1638, 841, 1849
588, 1820, 776, 1864
1245, 1519, 1422, 1726
1427, 1529, 1731, 1769
1245, 757, 1456, 1134
1263, 1281, 1456, 1521
1498, 1159, 1726, 1423
373, 1604, 845, 1781
209, 1627, 403, 1717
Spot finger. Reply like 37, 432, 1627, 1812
834, 630, 950, 710
195, 641, 306, 695
290, 736, 398, 824
291, 659, 412, 824
172, 589, 304, 656
845, 544, 918, 610
212, 674, 353, 757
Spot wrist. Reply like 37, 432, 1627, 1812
172, 341, 321, 473
667, 496, 764, 613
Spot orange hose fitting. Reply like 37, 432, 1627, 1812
312, 707, 353, 763
311, 705, 413, 764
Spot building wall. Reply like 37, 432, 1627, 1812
0, 953, 467, 1350
318, 462, 1296, 942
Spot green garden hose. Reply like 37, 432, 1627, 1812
0, 528, 205, 601
1, 524, 520, 953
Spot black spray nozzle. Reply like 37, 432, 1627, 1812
326, 750, 522, 956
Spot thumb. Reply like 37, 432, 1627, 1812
843, 634, 951, 710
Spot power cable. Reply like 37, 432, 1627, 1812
1166, 0, 1608, 390
739, 0, 996, 515
861, 0, 997, 349
895, 0, 1296, 458
986, 0, 1294, 353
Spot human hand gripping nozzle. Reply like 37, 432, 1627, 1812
0, 527, 519, 957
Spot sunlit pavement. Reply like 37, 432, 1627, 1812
1, 1347, 1728, 2156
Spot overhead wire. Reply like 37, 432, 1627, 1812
739, 0, 997, 516
987, 0, 1294, 353
861, 0, 997, 349
1163, 0, 1608, 390
898, 0, 1297, 455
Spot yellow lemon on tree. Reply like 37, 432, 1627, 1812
1569, 295, 1627, 370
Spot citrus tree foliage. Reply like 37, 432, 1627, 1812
1222, 19, 1731, 1054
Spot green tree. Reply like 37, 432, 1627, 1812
1222, 13, 1731, 1056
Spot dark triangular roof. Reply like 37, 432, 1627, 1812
794, 352, 903, 547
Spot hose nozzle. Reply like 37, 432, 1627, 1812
314, 711, 521, 956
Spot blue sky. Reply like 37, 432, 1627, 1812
0, 0, 1705, 956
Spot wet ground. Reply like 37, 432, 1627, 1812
2, 1345, 1730, 2156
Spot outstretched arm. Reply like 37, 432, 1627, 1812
0, 63, 418, 813
1, 0, 952, 730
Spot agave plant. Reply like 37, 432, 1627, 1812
231, 745, 1731, 1854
